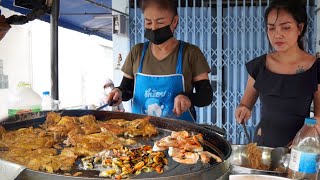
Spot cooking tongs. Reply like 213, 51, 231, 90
241, 122, 251, 143
96, 100, 116, 111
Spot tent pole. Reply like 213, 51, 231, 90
50, 0, 60, 100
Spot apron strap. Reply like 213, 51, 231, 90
176, 41, 184, 74
138, 41, 184, 74
137, 41, 150, 73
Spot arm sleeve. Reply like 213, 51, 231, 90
245, 60, 258, 79
116, 76, 134, 101
179, 80, 213, 107
245, 55, 265, 80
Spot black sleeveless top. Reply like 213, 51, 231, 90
246, 54, 320, 147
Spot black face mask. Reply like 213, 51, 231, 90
144, 20, 174, 45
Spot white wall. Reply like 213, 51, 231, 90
112, 0, 131, 112
0, 7, 113, 119
30, 21, 114, 108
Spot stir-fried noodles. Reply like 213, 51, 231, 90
246, 143, 269, 170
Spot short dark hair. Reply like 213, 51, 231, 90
139, 0, 178, 16
264, 0, 308, 50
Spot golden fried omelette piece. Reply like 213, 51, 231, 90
126, 117, 157, 137
43, 113, 101, 136
41, 112, 62, 129
46, 116, 80, 136
0, 125, 6, 136
1, 127, 55, 150
0, 147, 76, 173
78, 115, 101, 134
99, 123, 127, 135
99, 116, 157, 137
1, 148, 76, 172
0, 125, 7, 148
67, 132, 123, 155
61, 147, 97, 157
60, 147, 78, 158
104, 119, 129, 126
0, 140, 6, 149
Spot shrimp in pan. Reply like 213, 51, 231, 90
198, 151, 222, 163
152, 136, 179, 151
168, 147, 185, 158
153, 131, 222, 165
172, 152, 199, 164
171, 131, 189, 139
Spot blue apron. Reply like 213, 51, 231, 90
132, 41, 195, 122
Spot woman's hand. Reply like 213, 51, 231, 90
173, 94, 191, 117
106, 88, 122, 106
313, 116, 320, 134
235, 104, 252, 124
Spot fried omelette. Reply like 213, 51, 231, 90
0, 112, 158, 173
67, 132, 126, 156
0, 125, 6, 136
1, 127, 55, 150
0, 126, 76, 172
99, 116, 158, 137
0, 147, 76, 172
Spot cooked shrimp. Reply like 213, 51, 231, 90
172, 152, 199, 164
155, 136, 179, 147
152, 143, 167, 151
171, 131, 189, 139
153, 131, 219, 165
168, 147, 185, 158
198, 151, 222, 163
192, 134, 203, 145
180, 142, 203, 152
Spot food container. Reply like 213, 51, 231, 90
229, 144, 289, 176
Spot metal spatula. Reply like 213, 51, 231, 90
0, 159, 26, 179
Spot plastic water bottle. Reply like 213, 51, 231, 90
41, 91, 53, 111
287, 118, 320, 180
7, 82, 41, 116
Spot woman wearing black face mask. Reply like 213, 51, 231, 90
106, 0, 212, 122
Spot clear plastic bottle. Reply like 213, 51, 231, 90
288, 117, 320, 180
41, 91, 53, 111
7, 82, 41, 116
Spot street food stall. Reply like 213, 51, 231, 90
0, 0, 319, 179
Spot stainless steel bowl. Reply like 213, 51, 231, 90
229, 145, 289, 176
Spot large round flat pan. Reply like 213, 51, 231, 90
1, 110, 232, 180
